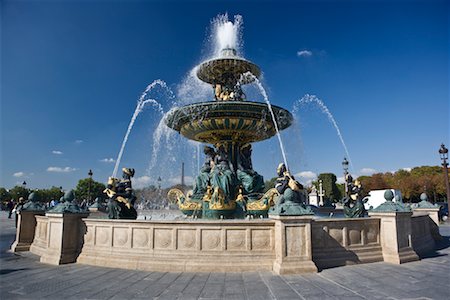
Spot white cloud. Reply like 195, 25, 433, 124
133, 176, 152, 189
401, 167, 412, 172
295, 171, 317, 179
100, 158, 115, 163
297, 50, 312, 57
75, 140, 84, 144
294, 171, 317, 186
336, 176, 345, 184
167, 176, 194, 186
360, 168, 377, 175
52, 150, 63, 155
13, 172, 25, 177
47, 166, 78, 173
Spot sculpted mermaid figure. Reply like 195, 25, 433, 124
237, 144, 265, 196
210, 145, 236, 204
270, 163, 313, 216
104, 167, 137, 219
192, 146, 216, 200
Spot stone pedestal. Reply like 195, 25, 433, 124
368, 211, 419, 264
40, 212, 89, 265
414, 208, 440, 226
10, 210, 45, 252
271, 215, 318, 274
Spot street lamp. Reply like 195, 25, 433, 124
342, 157, 349, 195
157, 176, 162, 190
21, 181, 28, 199
438, 143, 450, 214
88, 169, 93, 205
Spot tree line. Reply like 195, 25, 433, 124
264, 165, 448, 203
1, 165, 447, 206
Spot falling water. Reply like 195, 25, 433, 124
197, 142, 201, 176
212, 14, 243, 57
293, 94, 354, 169
112, 80, 169, 177
243, 72, 290, 171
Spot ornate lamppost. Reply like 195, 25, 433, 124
157, 176, 162, 190
342, 157, 349, 196
21, 181, 27, 199
318, 180, 325, 206
438, 144, 450, 213
88, 169, 93, 205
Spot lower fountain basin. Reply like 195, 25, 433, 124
165, 101, 293, 144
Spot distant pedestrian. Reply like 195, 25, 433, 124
14, 197, 25, 227
80, 199, 87, 209
7, 199, 14, 219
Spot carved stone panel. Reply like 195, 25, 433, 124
251, 229, 271, 251
49, 222, 62, 249
285, 225, 304, 257
226, 229, 246, 251
95, 226, 111, 246
154, 228, 173, 249
85, 225, 94, 245
311, 225, 326, 249
348, 228, 362, 246
132, 228, 151, 249
201, 229, 221, 251
177, 229, 197, 250
329, 228, 344, 246
366, 223, 379, 244
113, 227, 130, 248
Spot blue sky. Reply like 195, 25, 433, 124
1, 0, 449, 190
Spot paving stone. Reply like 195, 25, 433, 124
1, 212, 449, 300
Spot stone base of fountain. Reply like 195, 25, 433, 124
22, 209, 440, 274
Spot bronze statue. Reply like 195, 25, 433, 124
270, 163, 313, 216
236, 144, 265, 195
210, 145, 236, 204
104, 168, 137, 219
192, 146, 216, 200
342, 174, 366, 218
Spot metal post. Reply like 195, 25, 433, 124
88, 169, 93, 205
318, 180, 325, 206
342, 158, 349, 196
181, 162, 185, 186
439, 144, 450, 217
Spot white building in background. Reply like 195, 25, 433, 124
363, 189, 403, 210
308, 186, 319, 206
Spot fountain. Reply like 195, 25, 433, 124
165, 43, 293, 219
21, 14, 438, 275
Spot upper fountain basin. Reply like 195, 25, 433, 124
164, 101, 293, 144
196, 55, 261, 86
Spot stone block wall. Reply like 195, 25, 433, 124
29, 215, 49, 257
411, 214, 435, 256
77, 219, 276, 272
25, 213, 438, 273
312, 218, 383, 269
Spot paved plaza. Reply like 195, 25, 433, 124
0, 211, 449, 300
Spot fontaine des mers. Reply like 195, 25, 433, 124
164, 46, 305, 219
14, 15, 439, 275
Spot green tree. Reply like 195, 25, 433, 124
317, 173, 341, 202
0, 187, 11, 203
356, 165, 448, 202
74, 178, 106, 202
263, 177, 278, 193
9, 186, 29, 201
336, 183, 345, 199
33, 187, 64, 203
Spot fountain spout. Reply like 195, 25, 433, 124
220, 47, 237, 57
